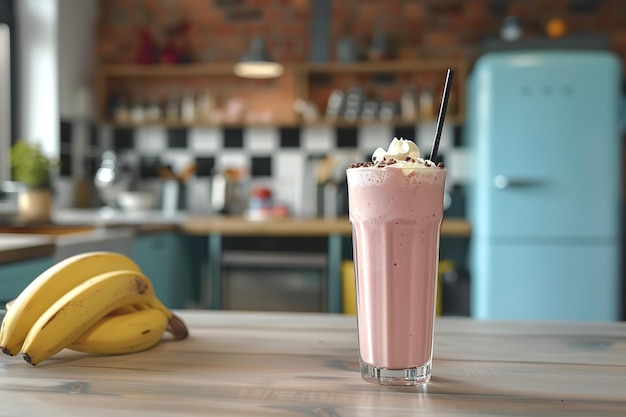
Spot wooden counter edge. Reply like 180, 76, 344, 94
181, 216, 471, 237
0, 242, 55, 265
134, 224, 179, 235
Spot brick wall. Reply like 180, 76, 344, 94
329, 0, 626, 67
97, 0, 311, 65
97, 0, 626, 69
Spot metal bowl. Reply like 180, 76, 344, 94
117, 191, 157, 212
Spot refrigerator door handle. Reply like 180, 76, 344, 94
493, 175, 545, 189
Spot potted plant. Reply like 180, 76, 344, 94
10, 140, 57, 223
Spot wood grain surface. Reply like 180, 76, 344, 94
182, 216, 472, 237
1, 311, 625, 416
0, 234, 55, 265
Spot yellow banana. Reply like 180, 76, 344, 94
5, 299, 173, 356
107, 304, 140, 316
68, 308, 168, 355
5, 298, 138, 317
21, 269, 167, 366
0, 251, 142, 356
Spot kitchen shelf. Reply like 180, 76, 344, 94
298, 58, 467, 126
99, 120, 301, 129
98, 63, 243, 77
299, 116, 463, 127
99, 116, 463, 129
300, 58, 466, 74
96, 64, 299, 127
95, 58, 468, 128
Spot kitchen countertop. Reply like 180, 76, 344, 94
52, 209, 472, 237
0, 210, 184, 264
0, 234, 55, 264
0, 311, 624, 416
0, 225, 140, 266
182, 215, 471, 237
52, 208, 187, 227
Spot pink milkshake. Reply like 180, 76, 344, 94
347, 138, 446, 385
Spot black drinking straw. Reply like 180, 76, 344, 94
428, 68, 455, 163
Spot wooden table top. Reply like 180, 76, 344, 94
182, 216, 472, 237
1, 311, 625, 416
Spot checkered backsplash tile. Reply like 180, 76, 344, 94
59, 120, 469, 215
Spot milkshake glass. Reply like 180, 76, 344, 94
346, 138, 446, 385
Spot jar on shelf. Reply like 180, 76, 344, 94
196, 90, 215, 122
180, 90, 196, 124
248, 187, 273, 220
419, 85, 434, 120
130, 97, 146, 124
165, 94, 180, 123
401, 86, 417, 122
144, 98, 163, 123
112, 96, 130, 124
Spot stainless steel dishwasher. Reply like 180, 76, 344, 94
221, 250, 328, 312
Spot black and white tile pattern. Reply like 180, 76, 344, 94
59, 120, 469, 216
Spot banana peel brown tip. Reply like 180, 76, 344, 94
166, 314, 189, 340
0, 346, 15, 356
22, 353, 37, 366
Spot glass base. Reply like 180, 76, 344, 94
360, 359, 432, 386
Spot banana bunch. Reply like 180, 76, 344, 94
0, 251, 188, 366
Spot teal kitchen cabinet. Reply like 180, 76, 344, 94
131, 232, 201, 309
0, 257, 53, 306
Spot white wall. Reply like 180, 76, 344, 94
0, 23, 11, 182
16, 0, 58, 158
16, 0, 97, 160
57, 0, 97, 119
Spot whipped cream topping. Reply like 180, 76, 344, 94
370, 137, 436, 175
372, 137, 420, 162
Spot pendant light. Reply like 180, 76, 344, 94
234, 36, 284, 79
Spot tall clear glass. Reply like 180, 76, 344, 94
346, 165, 446, 385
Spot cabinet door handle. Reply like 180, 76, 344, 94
493, 175, 544, 189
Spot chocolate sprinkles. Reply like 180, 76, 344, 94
348, 157, 445, 169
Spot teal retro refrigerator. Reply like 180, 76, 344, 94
467, 50, 622, 321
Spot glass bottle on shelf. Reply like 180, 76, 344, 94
379, 101, 395, 122
419, 84, 434, 121
165, 93, 180, 123
144, 97, 162, 123
325, 89, 345, 121
361, 101, 378, 122
130, 96, 146, 124
196, 90, 215, 123
112, 96, 130, 124
401, 86, 417, 122
343, 87, 363, 123
180, 90, 196, 124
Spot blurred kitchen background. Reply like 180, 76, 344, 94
1, 0, 626, 320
